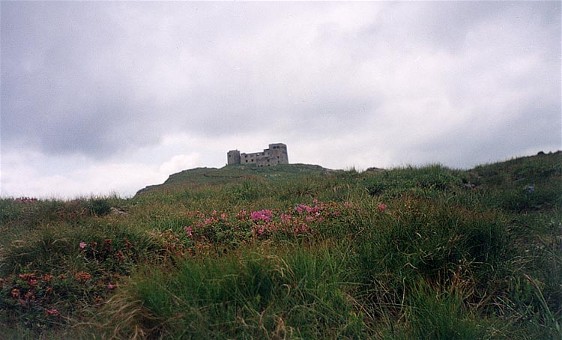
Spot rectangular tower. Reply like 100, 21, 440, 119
227, 150, 241, 165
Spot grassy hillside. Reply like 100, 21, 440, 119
136, 163, 332, 195
0, 152, 560, 339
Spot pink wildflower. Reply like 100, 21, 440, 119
280, 213, 292, 224
296, 204, 319, 214
79, 241, 87, 249
251, 209, 273, 222
46, 308, 60, 316
236, 210, 249, 220
184, 226, 193, 238
377, 203, 387, 212
255, 225, 266, 236
294, 223, 310, 235
107, 283, 117, 290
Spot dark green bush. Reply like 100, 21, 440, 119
0, 199, 26, 226
87, 199, 112, 217
364, 165, 464, 197
498, 185, 562, 212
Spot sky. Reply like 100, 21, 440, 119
1, 1, 560, 199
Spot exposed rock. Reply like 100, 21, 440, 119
110, 207, 128, 216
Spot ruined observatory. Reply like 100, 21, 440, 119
227, 143, 289, 167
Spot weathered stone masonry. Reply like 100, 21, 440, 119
227, 143, 289, 167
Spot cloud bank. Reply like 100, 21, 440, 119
1, 2, 560, 198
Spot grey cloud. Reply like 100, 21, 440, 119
361, 2, 559, 54
401, 99, 562, 168
1, 1, 559, 169
2, 2, 137, 156
1, 2, 288, 156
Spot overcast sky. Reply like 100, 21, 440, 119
1, 1, 560, 199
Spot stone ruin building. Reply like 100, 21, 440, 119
227, 143, 289, 167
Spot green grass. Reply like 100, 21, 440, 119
404, 282, 486, 339
1, 151, 560, 338
111, 244, 361, 339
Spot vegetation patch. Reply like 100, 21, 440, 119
1, 152, 560, 338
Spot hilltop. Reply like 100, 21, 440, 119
137, 150, 561, 199
0, 151, 560, 339
136, 163, 332, 196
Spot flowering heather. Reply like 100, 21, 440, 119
236, 209, 249, 220
295, 204, 319, 214
184, 226, 193, 238
74, 271, 92, 283
280, 213, 292, 224
250, 209, 273, 222
173, 200, 344, 246
45, 308, 60, 316
254, 225, 267, 236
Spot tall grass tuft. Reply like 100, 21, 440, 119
353, 195, 510, 330
405, 282, 485, 339
105, 244, 366, 338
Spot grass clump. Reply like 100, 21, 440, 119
404, 283, 486, 339
364, 164, 465, 197
102, 245, 364, 339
